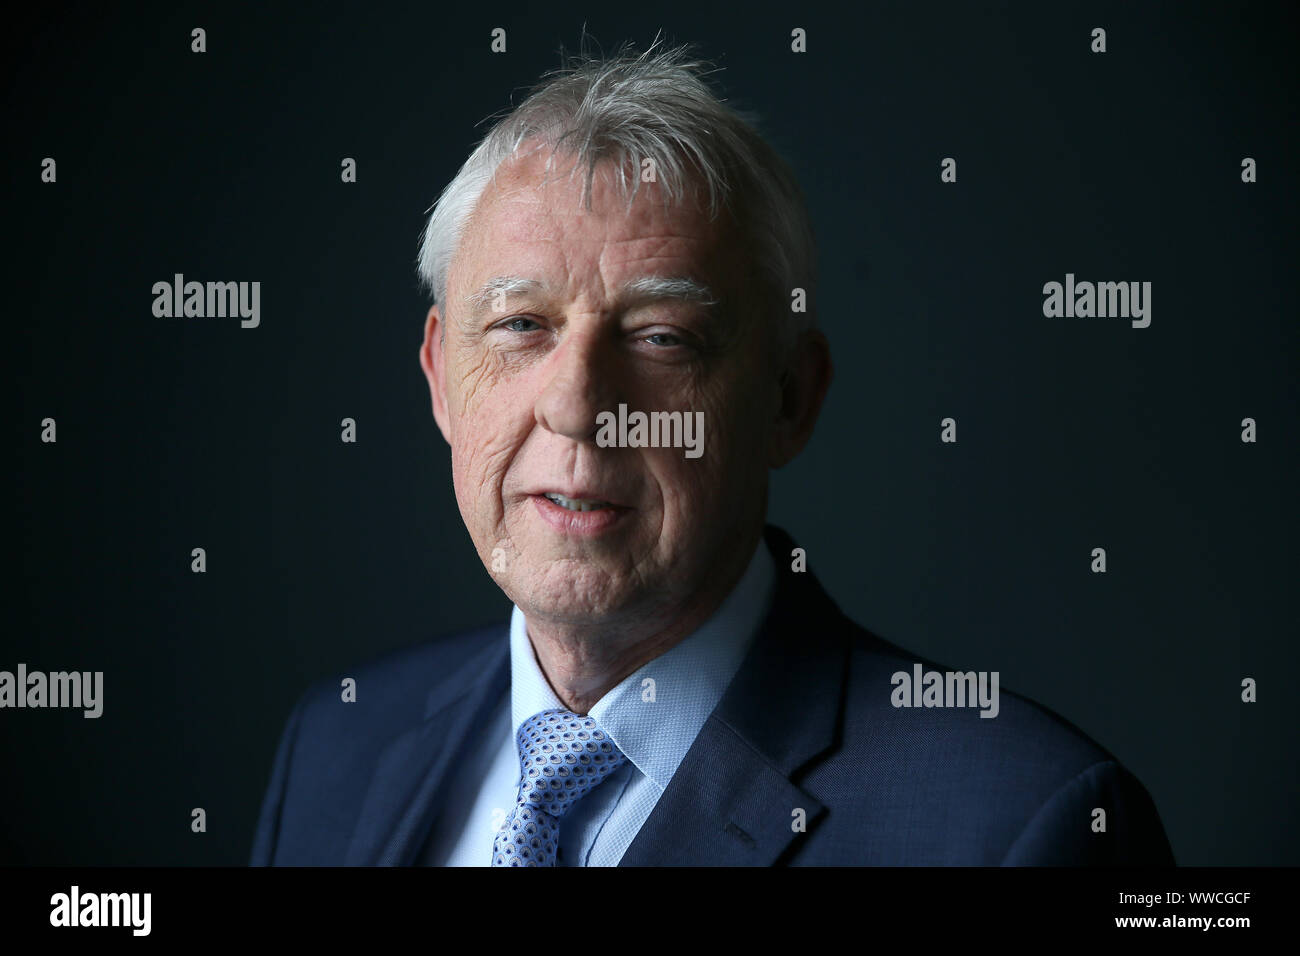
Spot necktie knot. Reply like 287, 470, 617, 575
516, 709, 626, 815
492, 709, 628, 866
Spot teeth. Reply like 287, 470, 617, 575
544, 492, 612, 512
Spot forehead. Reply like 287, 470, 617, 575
450, 147, 740, 298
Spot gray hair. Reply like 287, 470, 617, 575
414, 38, 817, 348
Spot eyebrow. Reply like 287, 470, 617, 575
620, 275, 718, 306
463, 274, 718, 317
464, 276, 546, 313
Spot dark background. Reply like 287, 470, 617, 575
4, 1, 1296, 865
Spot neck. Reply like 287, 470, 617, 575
523, 531, 764, 713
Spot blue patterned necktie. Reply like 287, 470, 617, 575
491, 709, 628, 866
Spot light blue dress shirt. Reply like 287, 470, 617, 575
422, 539, 775, 866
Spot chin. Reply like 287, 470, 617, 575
511, 561, 648, 624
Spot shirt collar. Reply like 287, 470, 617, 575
509, 538, 775, 792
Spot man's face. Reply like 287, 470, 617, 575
421, 148, 782, 629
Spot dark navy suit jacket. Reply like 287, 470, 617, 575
251, 525, 1175, 866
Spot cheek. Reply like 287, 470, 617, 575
447, 373, 532, 519
650, 398, 761, 517
687, 382, 771, 502
451, 418, 512, 509
698, 370, 765, 450
446, 354, 498, 474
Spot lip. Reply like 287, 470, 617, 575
530, 493, 631, 537
525, 487, 629, 508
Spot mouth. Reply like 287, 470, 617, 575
529, 490, 631, 536
541, 492, 616, 512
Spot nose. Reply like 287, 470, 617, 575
533, 324, 619, 443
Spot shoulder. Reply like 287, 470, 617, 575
840, 620, 1114, 778
289, 622, 509, 745
250, 622, 509, 864
787, 605, 1171, 863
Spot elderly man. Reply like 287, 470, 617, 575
251, 43, 1174, 866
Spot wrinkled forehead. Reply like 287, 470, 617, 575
448, 146, 746, 307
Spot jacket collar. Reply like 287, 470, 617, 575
344, 631, 510, 865
618, 525, 848, 865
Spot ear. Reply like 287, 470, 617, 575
768, 328, 833, 468
419, 303, 452, 445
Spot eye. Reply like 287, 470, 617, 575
500, 316, 541, 333
644, 332, 682, 347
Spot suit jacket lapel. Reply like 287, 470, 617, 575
345, 630, 510, 865
620, 526, 848, 865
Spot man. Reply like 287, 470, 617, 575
250, 42, 1174, 866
